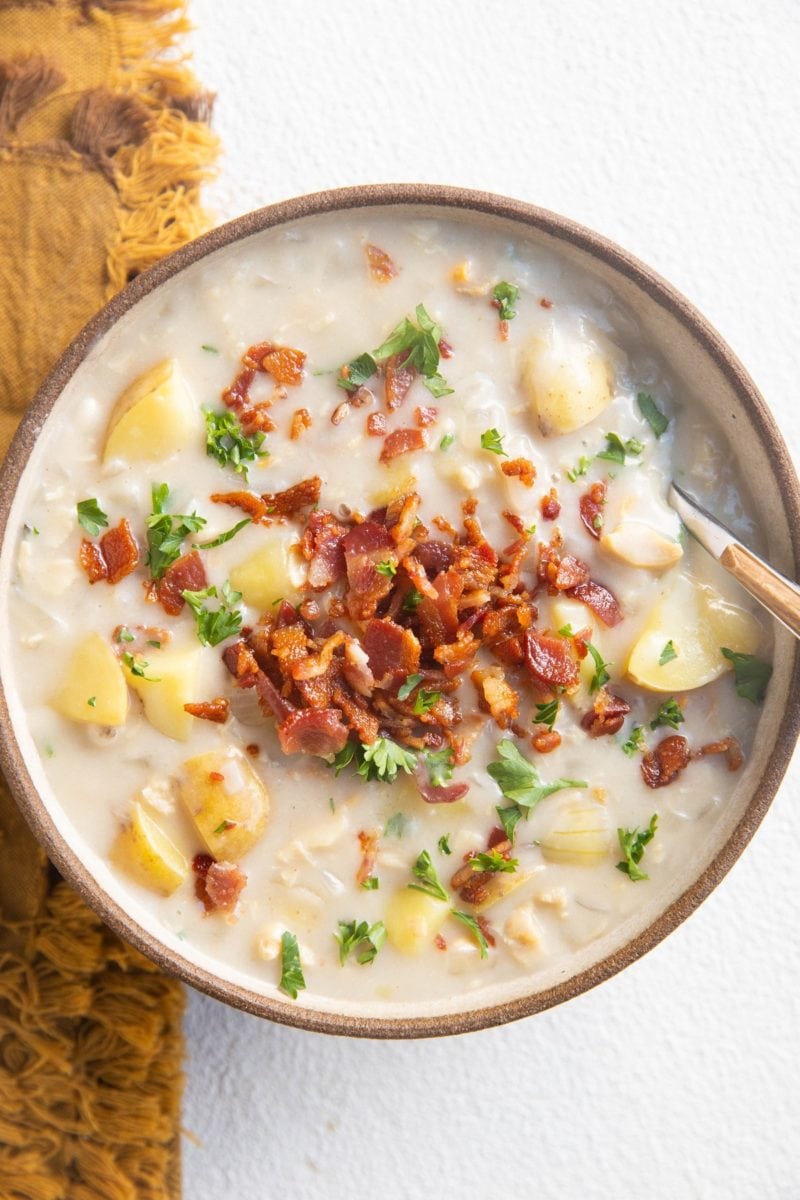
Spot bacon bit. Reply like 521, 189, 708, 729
380, 427, 426, 463
384, 355, 416, 410
533, 729, 562, 753
254, 670, 296, 723
342, 639, 375, 697
502, 511, 527, 537
580, 689, 631, 737
157, 550, 207, 616
192, 852, 213, 877
579, 481, 607, 540
539, 297, 553, 309
99, 519, 139, 584
343, 520, 395, 620
222, 639, 259, 684
356, 829, 380, 885
79, 538, 107, 583
415, 405, 438, 428
261, 476, 321, 519
434, 632, 479, 677
694, 736, 743, 772
277, 708, 349, 758
331, 400, 350, 426
523, 630, 579, 692
476, 916, 496, 947
196, 860, 247, 914
472, 665, 520, 729
366, 412, 387, 437
290, 407, 312, 439
498, 318, 509, 342
210, 490, 268, 522
184, 698, 230, 724
290, 630, 346, 681
260, 345, 306, 386
501, 457, 536, 488
434, 933, 448, 951
641, 735, 690, 788
570, 580, 623, 627
333, 684, 380, 744
302, 510, 348, 589
438, 338, 454, 359
365, 243, 398, 283
208, 771, 225, 782
540, 488, 560, 520
417, 777, 470, 804
362, 618, 421, 685
246, 743, 260, 757
547, 552, 590, 592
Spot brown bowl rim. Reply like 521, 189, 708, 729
1, 183, 798, 1038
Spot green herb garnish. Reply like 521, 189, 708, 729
181, 581, 243, 647
423, 746, 455, 788
659, 640, 678, 666
492, 281, 520, 322
87, 696, 97, 708
650, 697, 684, 730
533, 698, 559, 730
145, 483, 206, 580
469, 849, 518, 874
402, 587, 424, 612
376, 559, 397, 578
621, 725, 647, 757
335, 919, 386, 965
337, 351, 378, 393
596, 432, 644, 465
586, 642, 611, 693
566, 455, 592, 483
721, 648, 773, 704
438, 834, 452, 856
361, 876, 379, 890
201, 343, 220, 354
385, 812, 411, 838
122, 652, 161, 682
205, 408, 268, 480
617, 814, 658, 881
193, 518, 251, 549
480, 428, 507, 456
397, 673, 423, 701
439, 433, 455, 451
409, 850, 449, 902
278, 931, 306, 998
487, 739, 587, 844
372, 303, 453, 398
358, 737, 417, 783
76, 498, 108, 537
413, 688, 441, 715
116, 627, 135, 644
637, 393, 669, 438
450, 910, 489, 958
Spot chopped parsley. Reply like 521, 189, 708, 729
492, 281, 520, 322
121, 652, 161, 681
115, 627, 135, 644
721, 648, 773, 704
480, 427, 507, 456
450, 910, 489, 958
439, 433, 455, 451
337, 351, 378, 393
278, 931, 306, 999
409, 850, 449, 902
76, 498, 108, 537
596, 432, 644, 465
413, 688, 441, 715
558, 623, 574, 637
469, 849, 518, 874
438, 834, 452, 856
402, 587, 424, 612
397, 673, 423, 701
617, 813, 658, 881
385, 812, 411, 838
659, 640, 678, 666
205, 408, 268, 480
566, 455, 592, 483
193, 518, 251, 549
586, 642, 611, 693
423, 746, 455, 788
621, 725, 647, 757
335, 919, 387, 965
637, 392, 669, 438
181, 581, 243, 647
359, 737, 416, 783
533, 698, 559, 730
496, 803, 523, 844
145, 483, 206, 579
212, 819, 237, 834
361, 876, 379, 890
487, 739, 587, 843
376, 559, 397, 578
372, 303, 453, 398
87, 696, 97, 708
201, 343, 220, 354
650, 697, 684, 730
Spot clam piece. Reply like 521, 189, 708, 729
521, 321, 615, 436
601, 521, 683, 570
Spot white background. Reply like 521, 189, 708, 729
185, 3, 800, 1196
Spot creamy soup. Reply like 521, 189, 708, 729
2, 210, 773, 1013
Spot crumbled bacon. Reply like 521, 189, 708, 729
532, 729, 561, 753
156, 550, 207, 616
362, 619, 421, 685
261, 476, 321, 519
694, 736, 743, 772
472, 665, 519, 729
540, 488, 560, 520
579, 481, 607, 540
379, 427, 425, 463
523, 630, 579, 692
416, 777, 470, 804
438, 338, 454, 359
302, 510, 348, 589
290, 407, 311, 439
196, 860, 247, 914
79, 519, 139, 585
277, 708, 349, 757
384, 355, 416, 410
112, 624, 170, 657
537, 536, 589, 592
366, 412, 387, 437
570, 580, 623, 627
641, 735, 690, 788
184, 697, 230, 724
222, 639, 259, 684
210, 490, 268, 522
365, 243, 398, 283
501, 457, 536, 488
356, 830, 379, 886
415, 405, 438, 427
343, 520, 395, 620
539, 297, 553, 309
79, 539, 108, 583
260, 345, 306, 386
580, 689, 631, 737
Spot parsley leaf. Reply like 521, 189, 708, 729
337, 351, 378, 393
621, 725, 647, 757
637, 393, 669, 438
182, 581, 243, 647
480, 427, 507, 456
205, 408, 268, 480
424, 373, 454, 399
496, 803, 523, 844
397, 673, 423, 702
659, 640, 678, 666
650, 697, 684, 730
193, 518, 251, 549
358, 737, 417, 783
413, 688, 441, 715
450, 910, 489, 958
566, 455, 592, 482
372, 303, 453, 395
487, 739, 587, 843
439, 433, 455, 451
438, 834, 452, 856
721, 647, 773, 704
116, 627, 135, 644
409, 850, 449, 902
470, 849, 518, 874
331, 742, 357, 776
122, 652, 161, 682
278, 931, 306, 998
617, 814, 658, 881
87, 696, 97, 708
596, 432, 644, 465
361, 876, 379, 890
335, 919, 386, 965
423, 746, 455, 788
558, 623, 574, 637
492, 281, 520, 321
145, 483, 206, 580
376, 559, 397, 578
533, 698, 559, 730
385, 812, 411, 838
586, 642, 611, 693
402, 587, 424, 612
76, 498, 108, 537
201, 343, 220, 354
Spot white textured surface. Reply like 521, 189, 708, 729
184, 3, 800, 1196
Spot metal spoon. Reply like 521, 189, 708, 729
668, 482, 800, 639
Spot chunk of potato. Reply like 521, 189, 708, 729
470, 869, 535, 913
539, 801, 612, 866
601, 521, 683, 570
229, 534, 306, 613
51, 633, 128, 726
626, 572, 761, 692
385, 887, 448, 955
124, 648, 202, 741
103, 359, 198, 463
521, 323, 614, 437
179, 746, 269, 860
370, 463, 417, 507
113, 802, 188, 895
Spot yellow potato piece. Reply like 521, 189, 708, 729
230, 535, 305, 613
539, 802, 612, 866
124, 648, 202, 742
179, 746, 269, 860
385, 887, 448, 955
601, 521, 683, 570
521, 325, 614, 437
370, 463, 417, 507
103, 359, 198, 463
113, 802, 188, 895
51, 633, 128, 726
626, 572, 761, 693
470, 869, 534, 913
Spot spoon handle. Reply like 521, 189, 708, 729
720, 542, 800, 640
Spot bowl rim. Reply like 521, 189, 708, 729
1, 182, 799, 1038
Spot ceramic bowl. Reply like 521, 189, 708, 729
1, 184, 798, 1037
